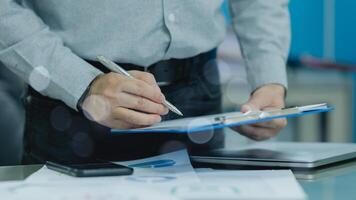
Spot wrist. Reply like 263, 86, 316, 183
252, 84, 286, 99
77, 74, 103, 113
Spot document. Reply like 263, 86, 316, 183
0, 181, 179, 200
4, 149, 307, 200
115, 149, 200, 185
188, 170, 306, 200
112, 103, 332, 134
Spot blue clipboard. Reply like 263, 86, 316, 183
111, 104, 333, 134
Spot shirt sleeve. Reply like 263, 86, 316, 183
229, 0, 291, 91
0, 0, 103, 110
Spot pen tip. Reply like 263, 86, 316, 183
96, 55, 105, 61
177, 111, 184, 116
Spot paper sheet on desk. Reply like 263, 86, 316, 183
115, 149, 199, 185
187, 170, 307, 200
0, 181, 179, 200
19, 149, 306, 200
13, 149, 196, 200
0, 172, 307, 200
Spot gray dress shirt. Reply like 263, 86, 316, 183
0, 0, 290, 111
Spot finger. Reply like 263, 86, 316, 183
112, 107, 162, 126
241, 103, 259, 113
233, 125, 279, 141
250, 84, 286, 108
116, 92, 169, 115
241, 93, 284, 113
129, 70, 158, 87
241, 96, 274, 112
244, 97, 267, 111
248, 118, 287, 129
121, 79, 165, 103
129, 71, 163, 97
104, 119, 138, 129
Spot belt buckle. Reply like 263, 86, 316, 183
147, 64, 173, 87
157, 81, 172, 87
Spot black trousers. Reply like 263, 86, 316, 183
23, 50, 224, 164
0, 63, 26, 165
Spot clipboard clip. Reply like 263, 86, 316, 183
207, 104, 327, 127
243, 110, 270, 118
213, 116, 227, 124
213, 111, 271, 125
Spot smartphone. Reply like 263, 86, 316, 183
46, 160, 133, 177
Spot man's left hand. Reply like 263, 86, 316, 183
231, 84, 287, 140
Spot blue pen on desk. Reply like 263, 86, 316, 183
96, 55, 183, 116
128, 159, 176, 168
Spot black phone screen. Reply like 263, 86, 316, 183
68, 162, 124, 170
46, 160, 133, 177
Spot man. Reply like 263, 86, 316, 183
0, 0, 290, 163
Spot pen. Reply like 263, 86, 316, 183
128, 159, 176, 168
96, 55, 183, 116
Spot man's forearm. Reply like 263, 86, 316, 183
0, 1, 102, 110
229, 0, 291, 91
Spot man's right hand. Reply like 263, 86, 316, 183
81, 70, 169, 129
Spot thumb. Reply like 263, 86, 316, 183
241, 102, 259, 113
241, 93, 268, 113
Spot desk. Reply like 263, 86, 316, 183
0, 163, 356, 200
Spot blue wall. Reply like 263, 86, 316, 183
289, 0, 324, 59
335, 1, 356, 63
289, 0, 356, 142
289, 0, 356, 63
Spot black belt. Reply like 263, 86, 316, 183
86, 49, 216, 86
28, 49, 217, 99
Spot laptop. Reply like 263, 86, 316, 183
191, 142, 356, 169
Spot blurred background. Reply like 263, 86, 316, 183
0, 0, 355, 165
221, 0, 356, 147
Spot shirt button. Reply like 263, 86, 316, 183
168, 13, 176, 23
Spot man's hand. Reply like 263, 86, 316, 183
231, 84, 287, 140
81, 71, 168, 129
